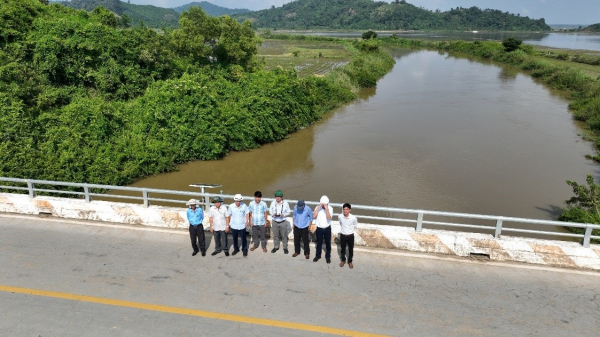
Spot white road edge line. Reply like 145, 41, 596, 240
2, 213, 599, 277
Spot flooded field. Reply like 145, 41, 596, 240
258, 40, 351, 77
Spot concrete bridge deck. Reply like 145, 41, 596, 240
1, 214, 599, 337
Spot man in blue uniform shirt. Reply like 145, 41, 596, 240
292, 200, 313, 259
186, 199, 205, 256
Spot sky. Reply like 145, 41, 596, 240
128, 0, 599, 25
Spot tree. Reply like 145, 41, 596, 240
558, 174, 600, 243
170, 7, 260, 69
502, 37, 522, 52
92, 7, 118, 28
119, 14, 132, 28
362, 30, 377, 40
564, 174, 600, 220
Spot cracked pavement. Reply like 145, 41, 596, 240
0, 215, 599, 336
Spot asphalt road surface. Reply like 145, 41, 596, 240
1, 214, 599, 336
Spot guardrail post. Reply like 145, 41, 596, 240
583, 226, 592, 248
495, 219, 503, 238
142, 190, 150, 207
83, 185, 91, 202
416, 212, 423, 232
204, 195, 210, 212
27, 180, 35, 198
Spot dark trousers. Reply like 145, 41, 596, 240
213, 230, 228, 252
340, 233, 354, 263
293, 226, 310, 255
315, 226, 332, 259
189, 225, 205, 253
231, 228, 248, 252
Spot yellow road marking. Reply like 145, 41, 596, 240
0, 285, 389, 337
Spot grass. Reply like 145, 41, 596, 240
531, 46, 600, 78
258, 40, 353, 77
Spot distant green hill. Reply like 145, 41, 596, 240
173, 1, 251, 16
233, 0, 550, 31
61, 0, 179, 28
582, 23, 600, 32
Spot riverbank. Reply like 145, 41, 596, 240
381, 37, 600, 241
381, 37, 600, 156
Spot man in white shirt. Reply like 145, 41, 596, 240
209, 196, 229, 256
269, 190, 291, 254
227, 194, 250, 257
313, 195, 333, 263
338, 203, 358, 269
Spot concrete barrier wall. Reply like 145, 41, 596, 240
1, 193, 599, 271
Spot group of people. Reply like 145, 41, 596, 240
186, 190, 358, 268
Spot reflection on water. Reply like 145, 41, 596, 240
127, 49, 599, 236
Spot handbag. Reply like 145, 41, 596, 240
309, 223, 317, 233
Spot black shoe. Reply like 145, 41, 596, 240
271, 248, 279, 253
232, 250, 239, 256
284, 249, 289, 254
313, 257, 320, 262
192, 251, 198, 256
243, 251, 248, 257
326, 258, 331, 264
211, 251, 219, 256
201, 251, 206, 257
224, 251, 229, 256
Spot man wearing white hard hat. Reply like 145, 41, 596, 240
227, 194, 250, 257
312, 195, 333, 263
186, 199, 205, 256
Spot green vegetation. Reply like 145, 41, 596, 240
0, 1, 393, 188
233, 0, 550, 31
502, 37, 522, 52
581, 23, 600, 33
362, 30, 378, 40
558, 175, 600, 243
258, 33, 354, 77
173, 1, 251, 16
381, 36, 600, 229
60, 0, 179, 28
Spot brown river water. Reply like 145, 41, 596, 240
123, 49, 599, 230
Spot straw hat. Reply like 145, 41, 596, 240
186, 199, 198, 206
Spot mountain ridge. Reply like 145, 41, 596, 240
232, 0, 551, 31
173, 1, 251, 16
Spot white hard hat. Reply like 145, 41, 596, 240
320, 195, 329, 204
233, 194, 243, 201
186, 199, 198, 206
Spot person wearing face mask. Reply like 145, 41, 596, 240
313, 195, 333, 264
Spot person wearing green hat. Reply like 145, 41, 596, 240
209, 196, 229, 256
269, 190, 291, 254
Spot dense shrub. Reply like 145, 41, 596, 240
0, 1, 392, 186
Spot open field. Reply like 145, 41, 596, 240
532, 46, 600, 78
258, 40, 354, 77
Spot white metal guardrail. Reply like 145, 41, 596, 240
1, 177, 599, 248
